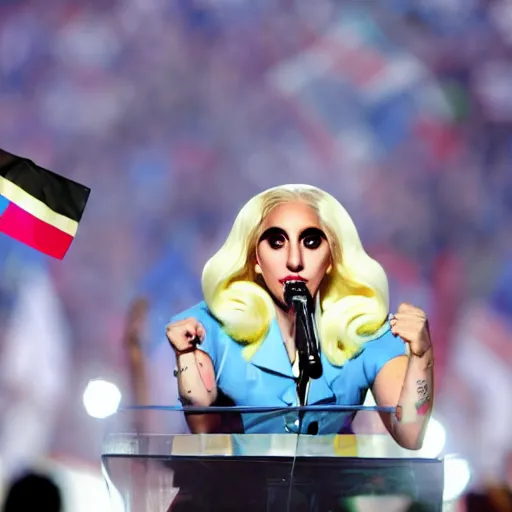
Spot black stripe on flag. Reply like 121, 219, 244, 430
0, 150, 90, 223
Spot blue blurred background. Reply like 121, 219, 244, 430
1, 0, 512, 509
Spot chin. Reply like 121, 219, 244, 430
277, 296, 290, 312
306, 285, 320, 300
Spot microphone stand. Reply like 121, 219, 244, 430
284, 282, 323, 433
293, 296, 320, 405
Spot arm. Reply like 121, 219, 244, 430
166, 317, 221, 433
175, 349, 217, 407
175, 349, 222, 433
372, 302, 434, 450
373, 349, 433, 450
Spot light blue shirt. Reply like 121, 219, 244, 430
170, 302, 407, 434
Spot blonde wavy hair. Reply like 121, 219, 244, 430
201, 184, 389, 366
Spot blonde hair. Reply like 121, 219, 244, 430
201, 184, 389, 366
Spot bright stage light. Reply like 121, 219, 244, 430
417, 417, 447, 458
83, 379, 122, 419
443, 455, 471, 502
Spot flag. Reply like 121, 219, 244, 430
0, 149, 90, 259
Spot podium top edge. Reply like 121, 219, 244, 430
120, 405, 396, 413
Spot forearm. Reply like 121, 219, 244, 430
185, 412, 223, 433
392, 347, 434, 450
176, 352, 217, 407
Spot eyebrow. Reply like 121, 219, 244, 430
259, 226, 326, 242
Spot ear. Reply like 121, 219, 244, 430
254, 249, 262, 275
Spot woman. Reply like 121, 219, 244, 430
166, 184, 433, 449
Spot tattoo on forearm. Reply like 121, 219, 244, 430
174, 366, 189, 377
393, 380, 432, 424
416, 380, 427, 395
415, 379, 431, 415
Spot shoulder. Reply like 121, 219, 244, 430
360, 318, 407, 385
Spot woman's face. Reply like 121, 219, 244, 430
255, 201, 332, 308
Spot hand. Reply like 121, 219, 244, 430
390, 303, 432, 357
166, 317, 205, 354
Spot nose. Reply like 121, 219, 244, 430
286, 241, 304, 273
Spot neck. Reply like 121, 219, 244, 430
275, 304, 296, 360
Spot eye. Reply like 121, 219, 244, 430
267, 234, 286, 249
303, 235, 322, 249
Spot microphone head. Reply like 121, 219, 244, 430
283, 280, 312, 308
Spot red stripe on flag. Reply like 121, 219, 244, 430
0, 202, 74, 259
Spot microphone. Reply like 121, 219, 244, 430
283, 281, 323, 380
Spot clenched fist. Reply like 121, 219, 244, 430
390, 303, 432, 358
166, 317, 205, 354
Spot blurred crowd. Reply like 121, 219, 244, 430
1, 0, 512, 508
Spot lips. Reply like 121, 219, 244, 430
279, 275, 308, 284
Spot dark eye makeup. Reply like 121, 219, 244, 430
300, 227, 325, 249
259, 227, 286, 249
259, 226, 326, 250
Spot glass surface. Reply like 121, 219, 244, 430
102, 406, 443, 512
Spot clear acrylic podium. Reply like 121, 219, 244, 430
101, 405, 444, 512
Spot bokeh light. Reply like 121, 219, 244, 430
83, 379, 122, 419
